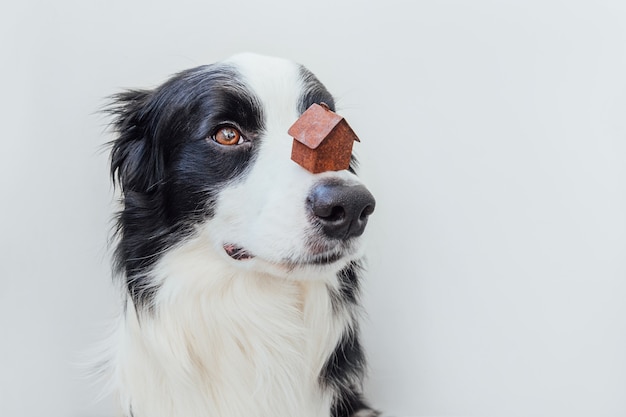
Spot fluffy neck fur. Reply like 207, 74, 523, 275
110, 230, 354, 417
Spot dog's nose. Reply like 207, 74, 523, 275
308, 182, 376, 240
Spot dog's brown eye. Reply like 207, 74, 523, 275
213, 126, 243, 146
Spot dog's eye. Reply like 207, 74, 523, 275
213, 126, 243, 146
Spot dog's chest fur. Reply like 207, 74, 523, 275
114, 234, 352, 417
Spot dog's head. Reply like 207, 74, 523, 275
109, 53, 375, 297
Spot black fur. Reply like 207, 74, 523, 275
298, 66, 336, 114
107, 64, 264, 309
325, 261, 379, 417
336, 260, 363, 307
332, 387, 379, 417
323, 326, 379, 417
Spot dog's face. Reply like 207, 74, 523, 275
110, 53, 375, 288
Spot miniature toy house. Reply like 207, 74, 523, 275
288, 103, 360, 174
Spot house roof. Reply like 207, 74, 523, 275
288, 103, 359, 149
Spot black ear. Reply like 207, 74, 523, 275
107, 90, 163, 194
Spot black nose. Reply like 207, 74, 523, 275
308, 182, 376, 240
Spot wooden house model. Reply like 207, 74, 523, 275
288, 103, 360, 174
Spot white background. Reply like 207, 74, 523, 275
1, 1, 625, 416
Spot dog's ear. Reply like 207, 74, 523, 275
107, 90, 163, 194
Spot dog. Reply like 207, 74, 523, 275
104, 53, 378, 417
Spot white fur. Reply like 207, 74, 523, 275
212, 54, 364, 274
104, 54, 369, 417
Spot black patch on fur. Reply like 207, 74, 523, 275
107, 64, 264, 309
298, 65, 336, 114
328, 260, 363, 313
321, 328, 366, 390
337, 261, 362, 305
321, 327, 378, 417
331, 389, 380, 417
324, 260, 379, 417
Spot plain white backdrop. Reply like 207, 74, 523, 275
1, 1, 625, 416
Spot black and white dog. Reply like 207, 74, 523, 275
105, 53, 377, 417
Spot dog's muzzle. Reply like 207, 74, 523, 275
223, 181, 375, 264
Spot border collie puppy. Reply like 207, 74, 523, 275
105, 53, 377, 417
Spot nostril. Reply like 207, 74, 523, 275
360, 204, 374, 220
308, 195, 346, 221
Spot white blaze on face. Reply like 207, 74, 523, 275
206, 53, 364, 277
